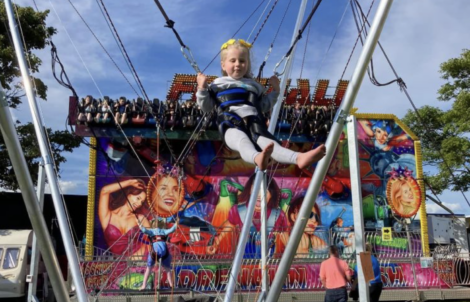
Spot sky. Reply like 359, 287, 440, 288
6, 0, 470, 215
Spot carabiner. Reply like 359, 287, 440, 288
273, 55, 289, 77
181, 46, 201, 74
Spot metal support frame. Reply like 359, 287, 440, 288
27, 163, 46, 302
0, 89, 70, 302
260, 174, 268, 300
348, 115, 370, 302
4, 1, 88, 301
266, 1, 394, 301
223, 1, 308, 301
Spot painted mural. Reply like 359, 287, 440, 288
92, 116, 420, 252
84, 75, 429, 292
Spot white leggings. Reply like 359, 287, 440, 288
224, 128, 298, 165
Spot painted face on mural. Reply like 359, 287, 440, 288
150, 176, 184, 217
290, 207, 319, 234
336, 217, 344, 227
400, 183, 414, 208
253, 186, 272, 210
305, 207, 320, 234
374, 127, 389, 145
127, 191, 146, 212
388, 177, 421, 218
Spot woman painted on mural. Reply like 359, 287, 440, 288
359, 119, 409, 151
98, 179, 150, 256
147, 169, 186, 219
147, 166, 214, 223
388, 177, 421, 217
146, 166, 216, 256
287, 196, 327, 257
208, 174, 290, 258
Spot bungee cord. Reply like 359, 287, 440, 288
50, 42, 78, 97
94, 0, 146, 99
152, 0, 201, 73
96, 0, 151, 101
249, 0, 280, 46
63, 0, 140, 98
58, 0, 184, 166
350, 0, 400, 86
273, 0, 323, 76
256, 0, 293, 80
246, 0, 274, 43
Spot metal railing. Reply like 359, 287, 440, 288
78, 227, 470, 293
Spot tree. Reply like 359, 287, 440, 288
0, 2, 81, 191
402, 49, 470, 194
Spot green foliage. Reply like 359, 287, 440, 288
0, 123, 81, 191
402, 49, 470, 194
0, 2, 80, 190
0, 2, 56, 105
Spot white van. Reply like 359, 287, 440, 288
0, 230, 35, 299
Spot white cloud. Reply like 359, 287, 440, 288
45, 180, 83, 195
425, 202, 462, 214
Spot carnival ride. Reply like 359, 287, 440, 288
2, 0, 470, 302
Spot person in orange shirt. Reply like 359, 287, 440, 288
320, 245, 353, 302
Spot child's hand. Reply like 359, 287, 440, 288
269, 75, 280, 92
197, 73, 208, 90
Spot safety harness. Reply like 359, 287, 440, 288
212, 87, 279, 150
149, 234, 170, 261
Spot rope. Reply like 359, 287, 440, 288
284, 0, 323, 58
250, 0, 280, 46
152, 0, 186, 48
94, 0, 145, 98
94, 0, 180, 164
50, 42, 78, 97
54, 0, 176, 186
340, 0, 374, 80
256, 0, 293, 80
246, 0, 273, 42
63, 0, 182, 163
152, 0, 200, 73
63, 0, 140, 97
350, 0, 399, 86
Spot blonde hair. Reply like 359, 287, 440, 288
220, 41, 253, 79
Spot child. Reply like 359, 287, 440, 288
138, 218, 177, 290
196, 39, 326, 170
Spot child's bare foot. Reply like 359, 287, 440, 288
254, 143, 274, 170
139, 286, 145, 291
296, 144, 326, 169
